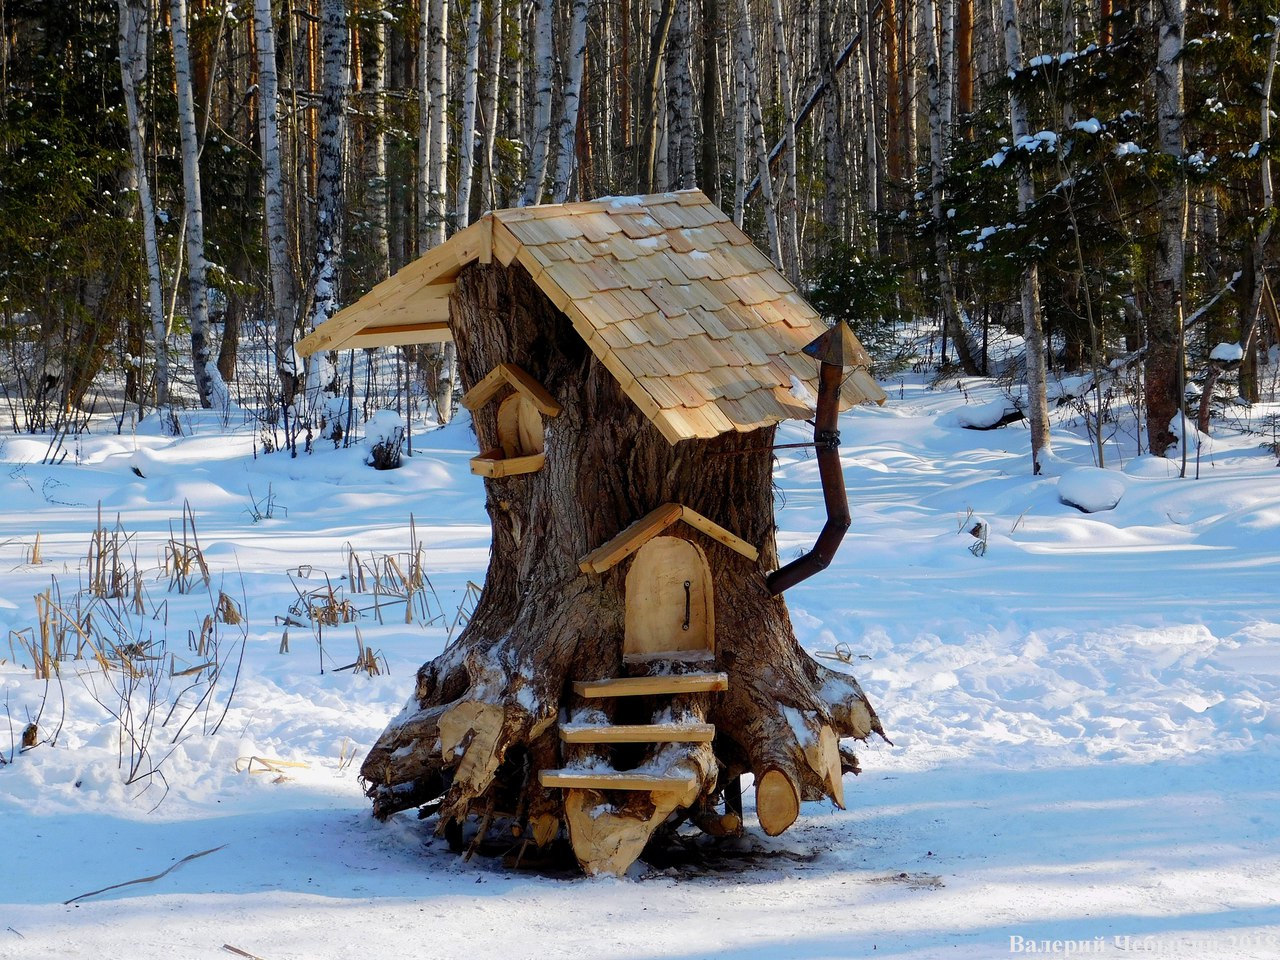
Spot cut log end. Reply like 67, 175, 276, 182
756, 769, 801, 836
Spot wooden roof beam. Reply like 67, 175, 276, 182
460, 362, 562, 416
578, 502, 758, 573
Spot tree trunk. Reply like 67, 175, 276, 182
360, 262, 882, 876
1145, 0, 1186, 456
735, 3, 783, 265
253, 0, 301, 407
768, 0, 801, 281
1232, 12, 1280, 407
171, 0, 225, 409
551, 0, 589, 202
1002, 0, 1051, 472
522, 0, 554, 205
117, 0, 173, 423
639, 0, 675, 192
699, 0, 722, 202
922, 0, 981, 374
454, 0, 482, 227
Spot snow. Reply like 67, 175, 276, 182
3, 376, 1280, 959
1057, 467, 1126, 512
1212, 342, 1245, 363
948, 397, 1021, 428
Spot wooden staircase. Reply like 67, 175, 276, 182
537, 670, 727, 793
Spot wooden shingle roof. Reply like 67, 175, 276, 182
297, 190, 887, 443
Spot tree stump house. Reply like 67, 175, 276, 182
297, 189, 888, 876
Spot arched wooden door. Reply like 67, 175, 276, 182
624, 536, 714, 661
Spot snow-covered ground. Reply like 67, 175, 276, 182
2, 376, 1278, 960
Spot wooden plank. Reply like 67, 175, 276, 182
679, 506, 759, 561
501, 363, 562, 416
296, 280, 454, 354
558, 723, 716, 744
572, 672, 729, 698
460, 364, 510, 412
468, 451, 545, 478
538, 769, 698, 792
343, 323, 453, 350
577, 502, 682, 573
491, 218, 521, 266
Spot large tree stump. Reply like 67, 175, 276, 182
360, 262, 884, 875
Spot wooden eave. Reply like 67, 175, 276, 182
578, 502, 759, 574
460, 362, 562, 416
295, 191, 888, 442
295, 219, 490, 355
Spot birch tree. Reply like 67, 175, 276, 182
522, 0, 555, 205
735, 2, 783, 265
1002, 0, 1052, 473
769, 0, 801, 280
117, 0, 172, 421
1145, 0, 1186, 456
921, 0, 981, 374
454, 0, 483, 227
551, 0, 590, 202
253, 0, 301, 405
420, 0, 448, 247
309, 0, 348, 332
170, 0, 225, 409
665, 0, 697, 190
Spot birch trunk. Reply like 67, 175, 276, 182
309, 0, 347, 331
479, 0, 502, 213
551, 0, 590, 202
254, 0, 301, 406
170, 0, 224, 409
856, 0, 879, 253
732, 34, 748, 226
735, 2, 783, 266
699, 0, 722, 202
370, 10, 391, 279
768, 0, 801, 281
1002, 0, 1052, 473
416, 0, 430, 252
1145, 0, 1186, 456
665, 0, 696, 189
921, 0, 981, 375
427, 0, 448, 246
454, 0, 482, 228
117, 0, 173, 422
521, 0, 554, 205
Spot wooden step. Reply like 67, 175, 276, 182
539, 769, 698, 792
572, 672, 729, 699
559, 722, 716, 744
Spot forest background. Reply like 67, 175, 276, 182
1, 0, 1278, 461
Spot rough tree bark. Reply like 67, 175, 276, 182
360, 263, 883, 875
1145, 0, 1186, 456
